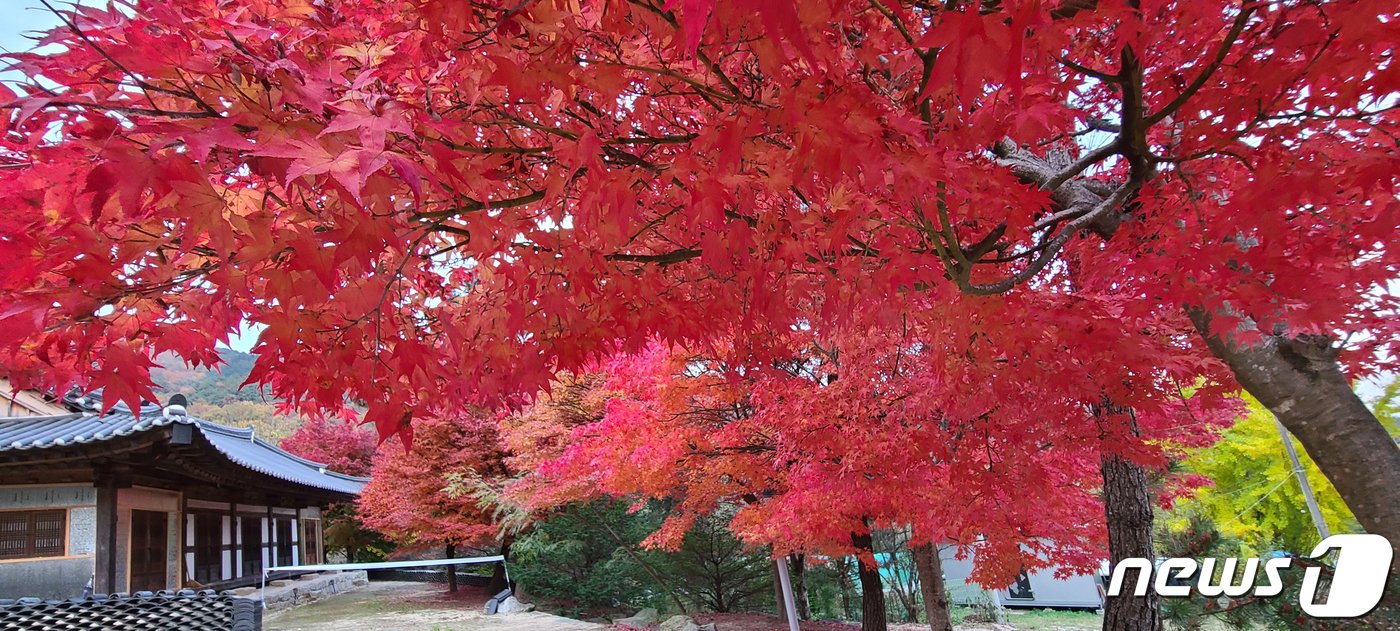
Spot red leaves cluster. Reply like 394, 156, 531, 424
2, 0, 1395, 429
280, 415, 378, 477
505, 295, 1239, 585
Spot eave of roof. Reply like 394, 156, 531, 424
0, 405, 367, 496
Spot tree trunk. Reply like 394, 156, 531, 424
790, 553, 811, 620
445, 543, 458, 593
487, 538, 513, 595
596, 520, 689, 614
851, 531, 889, 631
912, 543, 953, 631
1189, 309, 1400, 565
1101, 453, 1161, 631
837, 556, 856, 620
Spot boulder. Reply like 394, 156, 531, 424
658, 615, 699, 631
697, 624, 716, 631
613, 607, 661, 628
495, 596, 535, 614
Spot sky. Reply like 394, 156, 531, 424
0, 2, 58, 54
0, 1, 99, 63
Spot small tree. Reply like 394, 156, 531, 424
509, 499, 674, 618
1174, 396, 1362, 554
358, 412, 510, 588
670, 508, 773, 613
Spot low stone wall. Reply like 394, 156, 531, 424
231, 570, 368, 612
366, 568, 491, 586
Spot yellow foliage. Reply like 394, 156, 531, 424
1171, 395, 1366, 555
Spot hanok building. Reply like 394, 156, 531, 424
0, 393, 367, 599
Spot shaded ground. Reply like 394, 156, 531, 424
266, 581, 604, 631
681, 609, 1101, 631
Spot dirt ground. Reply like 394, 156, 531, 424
265, 581, 605, 631
265, 581, 1101, 631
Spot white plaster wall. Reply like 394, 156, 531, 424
0, 485, 95, 508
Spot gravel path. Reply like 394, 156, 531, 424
265, 581, 604, 631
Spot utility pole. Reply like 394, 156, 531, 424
775, 558, 801, 631
1274, 415, 1332, 541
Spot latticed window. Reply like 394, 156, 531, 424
300, 519, 321, 566
0, 509, 66, 560
192, 512, 223, 584
239, 517, 262, 577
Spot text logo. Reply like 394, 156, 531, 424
1106, 534, 1393, 619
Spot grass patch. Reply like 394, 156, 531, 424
268, 591, 414, 625
949, 606, 1102, 630
1004, 609, 1103, 630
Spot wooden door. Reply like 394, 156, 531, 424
129, 510, 168, 592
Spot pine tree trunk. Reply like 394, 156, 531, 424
790, 554, 811, 620
851, 531, 889, 631
1190, 309, 1400, 567
445, 543, 457, 593
1101, 453, 1160, 631
912, 543, 953, 631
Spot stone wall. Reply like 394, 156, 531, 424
236, 570, 369, 612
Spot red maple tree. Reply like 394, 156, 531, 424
506, 305, 1238, 628
357, 412, 510, 552
280, 415, 378, 477
0, 4, 1396, 621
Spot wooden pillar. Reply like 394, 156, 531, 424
94, 479, 119, 594
229, 501, 239, 580
266, 502, 276, 570
293, 507, 302, 566
315, 517, 325, 564
178, 493, 188, 588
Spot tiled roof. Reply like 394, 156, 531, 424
0, 405, 367, 496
